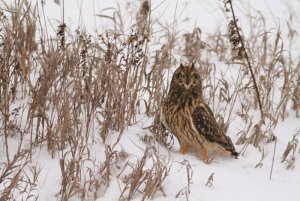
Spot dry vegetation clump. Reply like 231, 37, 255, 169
175, 160, 193, 200
281, 129, 300, 170
220, 1, 300, 158
0, 143, 40, 201
119, 147, 171, 201
146, 30, 178, 149
1, 0, 300, 200
292, 73, 300, 117
0, 2, 40, 200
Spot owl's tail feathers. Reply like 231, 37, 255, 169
231, 150, 239, 159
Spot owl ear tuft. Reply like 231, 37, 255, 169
179, 63, 184, 68
191, 62, 195, 68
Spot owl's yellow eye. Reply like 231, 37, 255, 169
190, 74, 197, 79
177, 73, 185, 79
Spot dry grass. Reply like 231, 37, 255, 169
205, 173, 215, 188
281, 129, 300, 170
175, 160, 193, 201
1, 0, 300, 200
119, 147, 171, 201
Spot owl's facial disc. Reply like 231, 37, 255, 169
177, 72, 198, 89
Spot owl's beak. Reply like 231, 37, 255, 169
184, 77, 191, 89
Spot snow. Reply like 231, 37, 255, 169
1, 0, 300, 200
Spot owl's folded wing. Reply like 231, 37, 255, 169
191, 103, 238, 157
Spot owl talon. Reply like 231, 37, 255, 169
179, 146, 188, 154
202, 158, 210, 164
199, 146, 209, 162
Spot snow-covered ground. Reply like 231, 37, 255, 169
1, 0, 300, 200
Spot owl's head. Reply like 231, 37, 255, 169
171, 63, 202, 91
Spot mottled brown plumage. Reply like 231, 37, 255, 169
160, 63, 238, 162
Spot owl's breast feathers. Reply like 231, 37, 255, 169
191, 103, 238, 158
167, 86, 201, 109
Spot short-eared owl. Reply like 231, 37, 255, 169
160, 63, 238, 162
